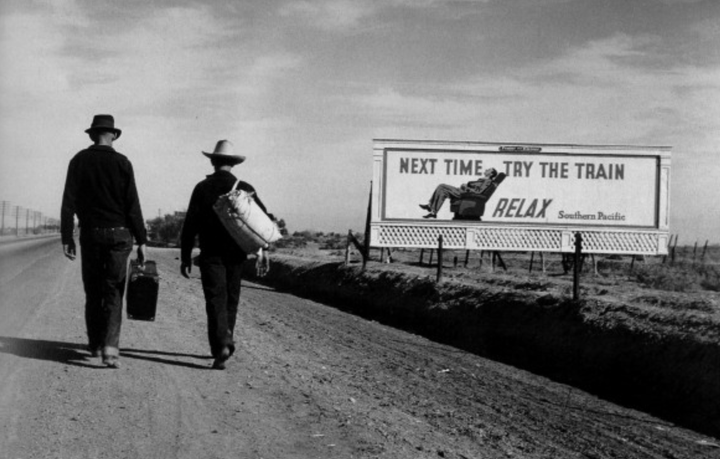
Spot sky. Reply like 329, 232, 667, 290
1, 0, 718, 243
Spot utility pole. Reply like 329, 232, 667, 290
1, 200, 8, 235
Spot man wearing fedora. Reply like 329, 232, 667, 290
180, 140, 273, 370
61, 114, 147, 369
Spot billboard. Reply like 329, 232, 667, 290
370, 140, 671, 255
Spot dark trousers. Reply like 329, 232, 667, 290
198, 253, 244, 358
429, 184, 462, 213
79, 227, 133, 352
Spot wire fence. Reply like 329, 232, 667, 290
0, 200, 60, 237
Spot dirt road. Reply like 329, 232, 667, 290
0, 238, 717, 458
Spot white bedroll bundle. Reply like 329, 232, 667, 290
213, 181, 281, 253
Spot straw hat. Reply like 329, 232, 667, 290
202, 140, 245, 165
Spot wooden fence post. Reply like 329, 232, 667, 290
573, 232, 582, 301
436, 235, 444, 283
663, 234, 674, 264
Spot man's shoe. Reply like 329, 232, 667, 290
103, 356, 120, 369
88, 345, 102, 358
422, 212, 437, 219
419, 204, 431, 212
212, 347, 230, 370
102, 346, 120, 368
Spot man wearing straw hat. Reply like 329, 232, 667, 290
180, 140, 273, 370
61, 114, 148, 368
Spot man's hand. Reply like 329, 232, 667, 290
181, 261, 192, 279
137, 244, 147, 265
255, 248, 270, 277
63, 242, 76, 261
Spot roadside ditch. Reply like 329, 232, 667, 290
244, 253, 720, 438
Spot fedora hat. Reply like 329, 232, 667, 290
85, 114, 122, 139
202, 140, 245, 164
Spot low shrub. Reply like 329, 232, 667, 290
273, 235, 308, 250
698, 264, 720, 292
632, 262, 720, 292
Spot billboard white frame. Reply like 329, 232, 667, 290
370, 139, 671, 255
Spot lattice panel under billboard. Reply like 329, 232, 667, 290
372, 224, 667, 255
376, 225, 466, 248
580, 231, 658, 254
470, 228, 562, 251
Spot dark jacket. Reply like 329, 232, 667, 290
461, 177, 495, 195
61, 145, 147, 245
180, 170, 269, 265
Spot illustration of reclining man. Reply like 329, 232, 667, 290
419, 167, 505, 220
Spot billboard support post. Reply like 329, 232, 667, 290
530, 252, 547, 274
362, 181, 372, 270
495, 252, 507, 271
529, 252, 535, 273
345, 181, 374, 269
346, 230, 367, 267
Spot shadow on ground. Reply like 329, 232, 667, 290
0, 337, 212, 370
0, 336, 95, 368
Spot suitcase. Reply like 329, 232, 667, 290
126, 260, 159, 321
